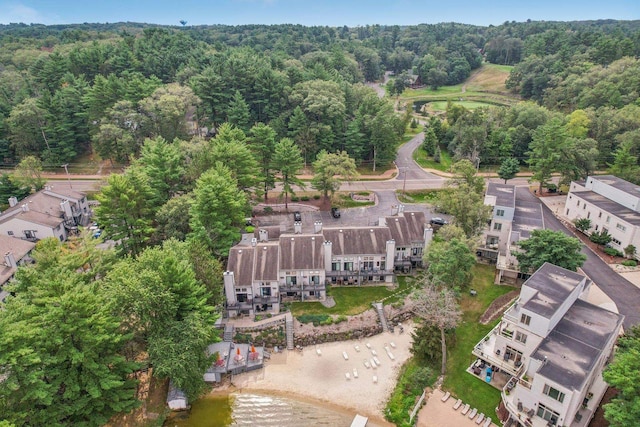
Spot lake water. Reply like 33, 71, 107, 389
165, 392, 368, 427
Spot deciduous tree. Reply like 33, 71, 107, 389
603, 326, 640, 427
311, 150, 358, 200
515, 229, 586, 273
12, 155, 45, 192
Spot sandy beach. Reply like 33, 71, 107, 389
230, 323, 415, 424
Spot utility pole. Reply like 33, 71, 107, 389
402, 167, 408, 196
61, 164, 72, 189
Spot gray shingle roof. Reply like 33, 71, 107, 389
227, 246, 255, 286
279, 234, 324, 271
486, 182, 516, 208
522, 263, 585, 318
254, 243, 279, 281
384, 212, 426, 246
573, 190, 640, 226
322, 227, 391, 255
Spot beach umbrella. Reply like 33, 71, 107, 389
251, 345, 256, 353
237, 347, 241, 355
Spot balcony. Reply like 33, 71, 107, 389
472, 324, 525, 377
280, 282, 326, 292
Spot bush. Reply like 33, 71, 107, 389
297, 313, 331, 326
291, 196, 300, 202
621, 260, 637, 267
245, 225, 255, 233
604, 247, 623, 257
301, 196, 310, 201
263, 206, 273, 214
313, 194, 321, 200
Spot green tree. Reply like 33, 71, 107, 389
139, 83, 200, 141
95, 168, 155, 256
528, 118, 566, 194
449, 159, 485, 194
189, 165, 247, 256
12, 155, 45, 192
92, 122, 136, 165
425, 237, 476, 292
0, 239, 139, 426
273, 137, 305, 209
0, 174, 30, 209
422, 127, 438, 156
187, 240, 225, 309
6, 98, 49, 158
624, 245, 637, 259
515, 229, 587, 273
209, 124, 259, 194
137, 136, 184, 206
410, 280, 462, 376
249, 123, 277, 201
574, 218, 591, 234
437, 187, 491, 238
603, 326, 640, 427
589, 230, 612, 247
311, 150, 358, 200
227, 90, 251, 131
497, 158, 520, 184
154, 193, 193, 242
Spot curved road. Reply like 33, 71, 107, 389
517, 187, 640, 328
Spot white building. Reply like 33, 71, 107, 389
478, 182, 516, 262
223, 211, 432, 318
0, 187, 91, 242
564, 175, 640, 259
472, 263, 624, 427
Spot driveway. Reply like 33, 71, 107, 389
516, 187, 640, 328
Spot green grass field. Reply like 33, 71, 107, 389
413, 144, 453, 171
443, 264, 515, 419
426, 100, 496, 111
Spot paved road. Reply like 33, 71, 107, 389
516, 187, 640, 328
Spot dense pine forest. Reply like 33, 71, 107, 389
1, 19, 640, 426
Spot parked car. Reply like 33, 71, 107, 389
430, 217, 448, 226
331, 207, 341, 218
293, 211, 302, 222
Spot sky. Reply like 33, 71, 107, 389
0, 0, 638, 27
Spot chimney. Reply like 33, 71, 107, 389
251, 237, 257, 247
323, 241, 332, 271
423, 226, 434, 252
4, 252, 16, 268
60, 200, 73, 219
314, 221, 323, 233
294, 221, 302, 234
258, 228, 268, 242
21, 204, 29, 212
8, 197, 18, 207
391, 204, 399, 216
223, 271, 237, 305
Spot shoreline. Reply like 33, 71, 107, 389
208, 323, 415, 425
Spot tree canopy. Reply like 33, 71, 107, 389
603, 326, 640, 427
515, 229, 587, 273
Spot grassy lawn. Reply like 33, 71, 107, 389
401, 84, 464, 98
426, 100, 495, 112
413, 144, 453, 171
396, 189, 442, 204
443, 264, 515, 419
333, 192, 375, 208
290, 277, 413, 317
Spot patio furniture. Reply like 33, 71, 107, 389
345, 372, 351, 380
453, 399, 462, 410
343, 351, 349, 360
483, 417, 492, 427
476, 413, 485, 424
373, 375, 378, 384
441, 391, 451, 402
353, 368, 358, 378
363, 359, 371, 369
461, 404, 470, 415
468, 408, 478, 419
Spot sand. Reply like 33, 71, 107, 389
230, 323, 416, 424
416, 389, 498, 427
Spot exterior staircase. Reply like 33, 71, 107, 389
285, 313, 294, 350
223, 324, 235, 342
373, 302, 389, 332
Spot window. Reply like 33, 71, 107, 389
566, 209, 569, 216
520, 314, 531, 326
576, 201, 580, 207
612, 238, 621, 245
344, 262, 353, 271
493, 223, 502, 231
331, 262, 340, 271
598, 212, 602, 219
23, 230, 36, 239
616, 223, 627, 232
587, 212, 590, 219
543, 384, 565, 403
260, 287, 272, 297
515, 331, 527, 344
496, 209, 505, 217
536, 403, 560, 424
286, 276, 297, 285
311, 275, 320, 285
595, 225, 599, 231
7, 231, 13, 236
606, 216, 610, 223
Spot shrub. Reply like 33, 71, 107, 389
264, 206, 273, 214
621, 260, 637, 267
604, 247, 623, 257
590, 230, 612, 246
291, 196, 300, 202
313, 194, 321, 200
245, 225, 255, 233
335, 315, 347, 324
301, 196, 310, 201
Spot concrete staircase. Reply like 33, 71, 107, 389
285, 313, 294, 350
223, 324, 235, 342
373, 302, 389, 332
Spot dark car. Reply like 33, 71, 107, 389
293, 211, 302, 222
331, 207, 341, 218
430, 217, 448, 226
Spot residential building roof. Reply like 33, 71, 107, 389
572, 190, 640, 226
0, 235, 35, 286
253, 243, 279, 281
532, 298, 623, 391
0, 210, 64, 228
279, 234, 324, 271
384, 212, 426, 246
590, 175, 640, 196
522, 263, 585, 318
512, 194, 544, 240
322, 227, 391, 255
486, 182, 516, 208
227, 246, 255, 286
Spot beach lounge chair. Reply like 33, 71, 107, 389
468, 408, 477, 419
353, 368, 358, 378
370, 358, 377, 369
345, 372, 351, 380
461, 404, 470, 415
386, 350, 395, 360
373, 375, 378, 384
343, 351, 349, 360
373, 356, 381, 366
316, 348, 322, 356
354, 344, 360, 352
390, 341, 396, 348
363, 359, 371, 369
371, 349, 378, 356
453, 399, 462, 410
475, 413, 485, 424
483, 417, 492, 427
441, 391, 451, 402
366, 343, 371, 349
